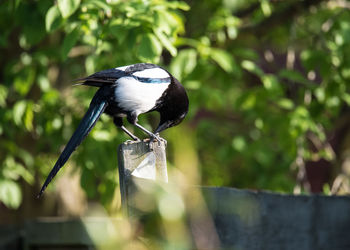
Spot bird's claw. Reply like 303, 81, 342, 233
149, 133, 167, 148
159, 137, 167, 147
125, 137, 141, 144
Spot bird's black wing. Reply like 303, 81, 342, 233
74, 68, 128, 87
74, 63, 166, 87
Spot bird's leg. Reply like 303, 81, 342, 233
127, 113, 165, 146
134, 122, 162, 142
135, 125, 167, 147
113, 117, 140, 141
120, 125, 140, 141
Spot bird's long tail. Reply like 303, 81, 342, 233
37, 95, 108, 198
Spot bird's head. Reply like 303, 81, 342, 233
154, 77, 189, 134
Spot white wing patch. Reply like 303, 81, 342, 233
114, 76, 170, 115
133, 67, 169, 79
115, 65, 128, 71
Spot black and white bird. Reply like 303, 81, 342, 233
38, 63, 189, 197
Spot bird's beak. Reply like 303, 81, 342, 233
154, 122, 169, 134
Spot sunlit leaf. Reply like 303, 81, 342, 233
210, 48, 234, 73
261, 74, 281, 93
91, 130, 113, 141
154, 29, 177, 56
24, 101, 34, 131
240, 93, 256, 110
3, 156, 34, 184
314, 87, 325, 103
277, 98, 294, 110
232, 136, 246, 152
84, 0, 112, 12
37, 75, 50, 92
155, 11, 180, 35
342, 93, 350, 105
261, 0, 272, 16
326, 96, 340, 108
241, 60, 264, 76
58, 0, 81, 18
45, 5, 62, 32
13, 100, 26, 126
166, 1, 190, 11
0, 85, 8, 107
0, 180, 22, 209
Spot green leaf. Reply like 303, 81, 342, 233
61, 28, 80, 59
261, 75, 280, 91
185, 80, 201, 90
37, 75, 51, 92
314, 87, 325, 103
46, 5, 62, 32
24, 101, 34, 131
109, 22, 128, 44
58, 0, 81, 18
277, 98, 294, 110
261, 0, 272, 16
85, 55, 96, 75
13, 100, 26, 126
210, 48, 234, 73
3, 156, 34, 184
166, 1, 190, 11
232, 136, 246, 152
84, 0, 111, 12
18, 5, 46, 45
155, 11, 180, 35
14, 69, 35, 96
154, 29, 177, 56
241, 60, 264, 76
342, 93, 350, 105
91, 130, 113, 141
0, 85, 8, 107
137, 33, 162, 62
0, 180, 22, 209
279, 69, 312, 86
170, 49, 197, 79
300, 50, 330, 77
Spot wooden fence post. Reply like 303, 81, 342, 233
117, 140, 167, 215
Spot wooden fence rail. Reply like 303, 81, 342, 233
1, 141, 350, 250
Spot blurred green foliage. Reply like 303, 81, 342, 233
1, 0, 350, 209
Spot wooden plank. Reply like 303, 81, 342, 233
1, 186, 350, 249
117, 140, 167, 215
23, 217, 123, 249
0, 226, 22, 250
202, 187, 350, 250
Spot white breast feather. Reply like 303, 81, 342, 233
132, 68, 170, 78
114, 77, 170, 115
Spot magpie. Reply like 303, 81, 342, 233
38, 63, 189, 197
